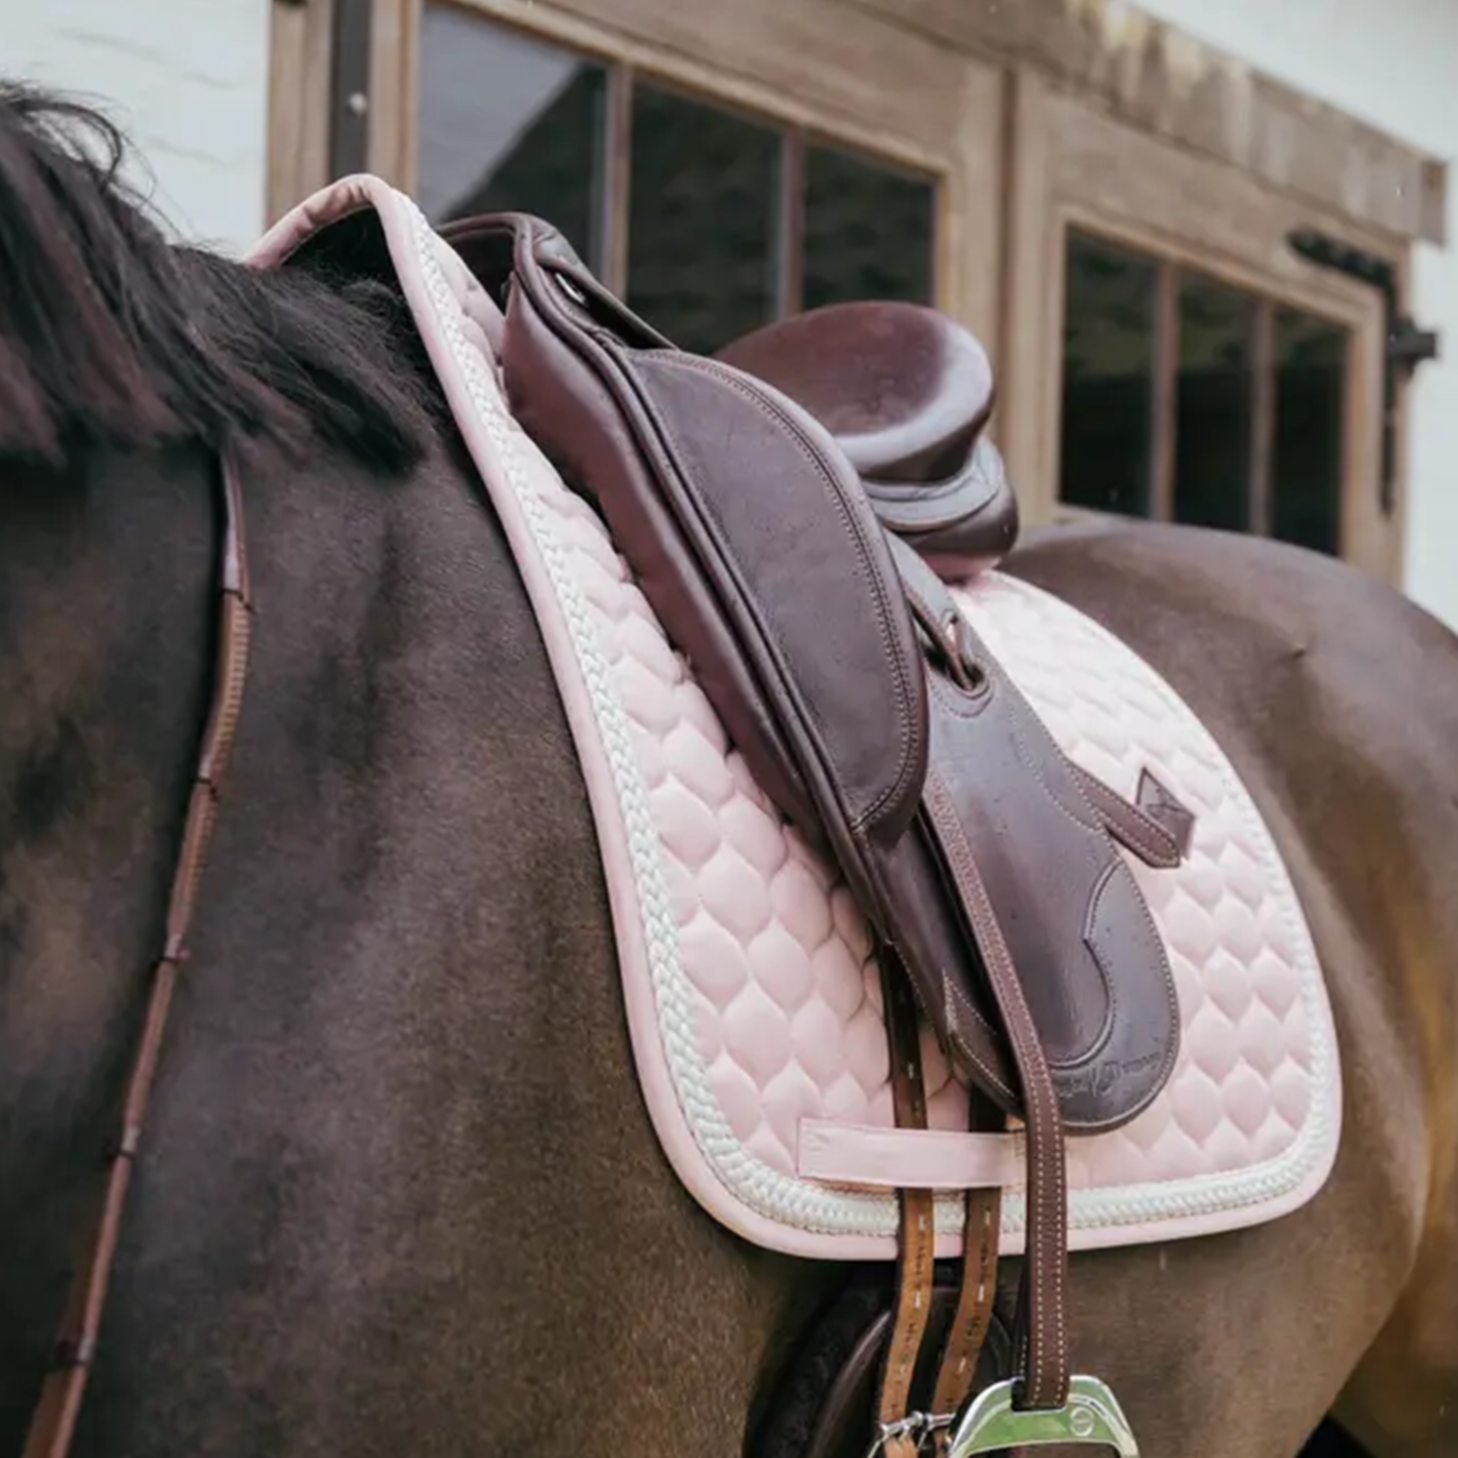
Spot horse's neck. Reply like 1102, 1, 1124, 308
0, 429, 440, 1432
0, 442, 222, 1428
0, 443, 218, 1112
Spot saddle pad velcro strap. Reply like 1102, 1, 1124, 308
478, 213, 929, 881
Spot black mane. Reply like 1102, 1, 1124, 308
0, 81, 440, 469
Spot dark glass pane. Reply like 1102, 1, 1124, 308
802, 143, 934, 309
1059, 232, 1157, 517
1174, 273, 1256, 532
1272, 310, 1347, 556
417, 6, 605, 268
627, 86, 779, 353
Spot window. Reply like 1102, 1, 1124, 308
416, 4, 937, 352
417, 7, 609, 268
1059, 228, 1350, 556
802, 142, 935, 312
1272, 310, 1348, 556
1059, 236, 1157, 520
625, 85, 781, 352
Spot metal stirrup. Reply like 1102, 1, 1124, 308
946, 1375, 1140, 1457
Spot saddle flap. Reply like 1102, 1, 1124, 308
444, 213, 929, 855
871, 540, 1180, 1131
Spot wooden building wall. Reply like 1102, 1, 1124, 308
269, 0, 1447, 582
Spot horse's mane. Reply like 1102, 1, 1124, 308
0, 81, 439, 469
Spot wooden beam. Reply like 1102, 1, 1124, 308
846, 0, 1446, 246
367, 0, 421, 190
997, 66, 1058, 523
602, 62, 633, 291
451, 0, 972, 169
1047, 94, 1405, 312
266, 0, 335, 224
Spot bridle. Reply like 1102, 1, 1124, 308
22, 454, 253, 1458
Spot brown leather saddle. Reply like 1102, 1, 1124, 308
442, 212, 1177, 1453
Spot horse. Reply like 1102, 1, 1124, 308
0, 82, 1454, 1458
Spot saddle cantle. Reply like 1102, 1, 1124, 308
443, 211, 1180, 1135
714, 301, 1018, 580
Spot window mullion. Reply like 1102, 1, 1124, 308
1250, 298, 1276, 536
601, 63, 634, 294
777, 129, 804, 319
328, 0, 375, 180
1150, 260, 1179, 523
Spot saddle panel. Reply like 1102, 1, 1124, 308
715, 302, 1019, 579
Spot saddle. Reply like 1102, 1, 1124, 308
441, 212, 1177, 1453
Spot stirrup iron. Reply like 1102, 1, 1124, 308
946, 1375, 1139, 1457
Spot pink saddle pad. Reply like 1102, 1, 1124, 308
251, 178, 1342, 1262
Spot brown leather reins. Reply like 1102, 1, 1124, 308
22, 455, 253, 1458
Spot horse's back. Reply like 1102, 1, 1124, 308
1008, 518, 1458, 1458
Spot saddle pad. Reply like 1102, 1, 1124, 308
252, 178, 1342, 1262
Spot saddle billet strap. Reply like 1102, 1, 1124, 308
23, 455, 253, 1458
874, 973, 1005, 1458
927, 1098, 1004, 1453
1067, 765, 1181, 869
874, 958, 937, 1458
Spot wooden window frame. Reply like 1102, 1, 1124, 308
267, 2, 1424, 583
1056, 213, 1374, 547
1000, 68, 1403, 583
267, 0, 1006, 346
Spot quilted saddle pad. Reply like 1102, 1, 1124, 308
252, 179, 1342, 1262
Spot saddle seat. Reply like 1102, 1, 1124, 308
715, 302, 1018, 579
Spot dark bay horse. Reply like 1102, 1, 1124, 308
0, 84, 1454, 1458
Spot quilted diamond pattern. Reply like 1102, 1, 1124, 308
954, 578, 1319, 1184
539, 473, 1337, 1227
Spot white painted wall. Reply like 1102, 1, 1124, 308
1132, 0, 1458, 626
1, 0, 270, 255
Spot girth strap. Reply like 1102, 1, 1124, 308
23, 454, 253, 1458
927, 1101, 1003, 1454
